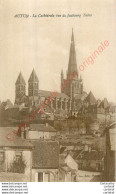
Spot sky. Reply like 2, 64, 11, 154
0, 0, 116, 103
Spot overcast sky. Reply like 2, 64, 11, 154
0, 0, 116, 103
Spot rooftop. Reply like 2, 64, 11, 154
29, 123, 57, 132
15, 72, 26, 85
31, 140, 59, 169
39, 90, 70, 99
77, 150, 104, 160
0, 127, 33, 148
28, 69, 39, 82
86, 91, 96, 104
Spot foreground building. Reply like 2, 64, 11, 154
0, 127, 33, 182
24, 123, 57, 140
31, 141, 59, 182
105, 122, 116, 181
0, 127, 60, 182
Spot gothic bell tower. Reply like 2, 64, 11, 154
62, 29, 83, 100
28, 69, 39, 106
15, 72, 26, 105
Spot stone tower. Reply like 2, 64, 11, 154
15, 72, 26, 105
28, 69, 39, 106
61, 29, 83, 100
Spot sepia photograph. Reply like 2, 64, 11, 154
0, 0, 116, 183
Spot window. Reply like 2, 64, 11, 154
29, 83, 33, 89
21, 85, 24, 90
15, 151, 22, 162
0, 151, 5, 172
96, 163, 101, 171
38, 173, 43, 182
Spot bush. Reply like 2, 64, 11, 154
8, 157, 26, 173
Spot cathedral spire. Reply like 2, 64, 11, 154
68, 29, 78, 76
15, 72, 26, 85
28, 68, 39, 83
15, 72, 26, 105
28, 69, 39, 98
71, 28, 74, 42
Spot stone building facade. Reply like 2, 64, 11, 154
15, 30, 86, 113
61, 29, 83, 100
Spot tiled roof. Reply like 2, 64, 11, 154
60, 164, 72, 172
0, 127, 33, 148
78, 151, 104, 160
99, 98, 109, 109
0, 100, 13, 111
28, 69, 39, 82
30, 124, 57, 132
109, 105, 116, 113
86, 91, 96, 104
31, 140, 59, 169
39, 90, 70, 99
15, 72, 26, 85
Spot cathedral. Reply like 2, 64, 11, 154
15, 30, 87, 113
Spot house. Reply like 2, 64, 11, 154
0, 127, 33, 182
25, 123, 57, 140
59, 153, 78, 182
105, 122, 116, 181
31, 141, 59, 182
65, 154, 78, 171
75, 150, 104, 172
59, 164, 77, 182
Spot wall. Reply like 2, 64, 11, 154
26, 131, 44, 139
22, 150, 32, 177
26, 131, 56, 140
65, 172, 72, 182
78, 159, 104, 172
5, 148, 32, 180
65, 154, 78, 171
0, 172, 29, 182
31, 169, 58, 182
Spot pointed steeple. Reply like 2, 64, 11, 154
68, 29, 78, 75
71, 28, 74, 42
28, 69, 39, 83
28, 69, 39, 98
99, 98, 109, 109
15, 72, 26, 105
86, 91, 96, 104
61, 69, 64, 76
15, 72, 26, 85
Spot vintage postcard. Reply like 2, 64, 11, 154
0, 0, 116, 184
